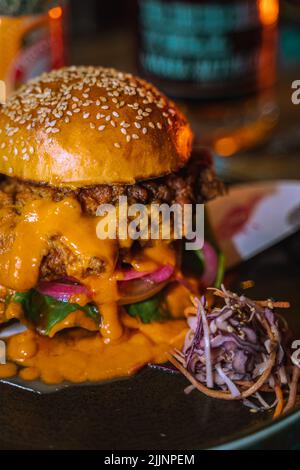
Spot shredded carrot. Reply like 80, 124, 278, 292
273, 385, 284, 419
256, 301, 290, 309
209, 289, 290, 309
241, 280, 255, 290
283, 366, 300, 415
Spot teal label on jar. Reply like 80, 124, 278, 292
138, 0, 262, 83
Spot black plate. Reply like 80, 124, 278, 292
1, 232, 300, 450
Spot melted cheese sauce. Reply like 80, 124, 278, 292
1, 318, 187, 384
0, 197, 118, 292
0, 197, 179, 343
0, 195, 189, 385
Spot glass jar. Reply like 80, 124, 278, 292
137, 0, 279, 99
136, 0, 279, 161
0, 0, 68, 96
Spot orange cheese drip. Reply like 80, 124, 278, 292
2, 320, 188, 384
0, 198, 118, 292
0, 197, 124, 339
0, 197, 180, 345
130, 243, 177, 272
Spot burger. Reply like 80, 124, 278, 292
0, 66, 223, 384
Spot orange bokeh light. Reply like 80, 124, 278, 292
214, 137, 238, 157
258, 0, 279, 26
48, 6, 63, 20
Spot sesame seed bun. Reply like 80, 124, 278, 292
0, 66, 193, 187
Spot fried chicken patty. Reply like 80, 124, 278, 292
0, 149, 223, 284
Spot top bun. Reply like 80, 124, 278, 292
0, 66, 193, 187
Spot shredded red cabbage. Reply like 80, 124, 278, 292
171, 286, 299, 415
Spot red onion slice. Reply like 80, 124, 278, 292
37, 281, 91, 303
201, 242, 218, 287
122, 269, 152, 281
143, 264, 174, 283
120, 264, 174, 284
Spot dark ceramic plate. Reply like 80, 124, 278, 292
0, 232, 300, 450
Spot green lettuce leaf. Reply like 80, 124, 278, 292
14, 290, 100, 335
126, 294, 170, 324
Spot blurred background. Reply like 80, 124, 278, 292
0, 0, 300, 182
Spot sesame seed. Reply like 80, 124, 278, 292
98, 125, 105, 131
114, 142, 121, 148
121, 121, 130, 128
0, 66, 176, 159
